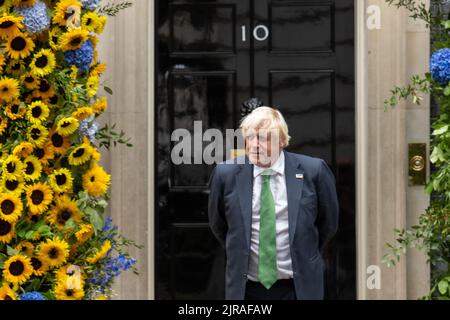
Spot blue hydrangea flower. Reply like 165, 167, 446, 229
430, 48, 450, 85
64, 40, 94, 73
79, 119, 99, 142
81, 0, 101, 11
20, 292, 45, 300
14, 0, 50, 34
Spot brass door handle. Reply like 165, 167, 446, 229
408, 143, 426, 185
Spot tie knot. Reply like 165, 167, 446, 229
262, 169, 272, 181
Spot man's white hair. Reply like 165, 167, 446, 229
239, 106, 291, 148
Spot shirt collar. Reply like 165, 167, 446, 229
253, 151, 285, 178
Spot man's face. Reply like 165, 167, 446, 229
245, 128, 283, 167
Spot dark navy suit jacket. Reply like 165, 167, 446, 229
208, 151, 339, 300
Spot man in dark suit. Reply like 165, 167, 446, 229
208, 106, 339, 300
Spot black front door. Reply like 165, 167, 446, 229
156, 0, 355, 299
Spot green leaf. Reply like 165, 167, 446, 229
84, 207, 104, 232
438, 280, 449, 295
444, 20, 450, 29
25, 230, 36, 240
432, 125, 449, 136
104, 86, 113, 95
444, 86, 450, 96
6, 245, 19, 256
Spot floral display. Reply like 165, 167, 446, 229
0, 0, 136, 300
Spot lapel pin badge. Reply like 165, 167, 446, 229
295, 173, 304, 179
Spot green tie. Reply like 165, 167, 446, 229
258, 170, 278, 289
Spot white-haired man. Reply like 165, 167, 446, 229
208, 106, 339, 300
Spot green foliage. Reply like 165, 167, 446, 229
95, 123, 133, 150
97, 1, 133, 17
383, 0, 450, 300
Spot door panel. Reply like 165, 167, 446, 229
156, 0, 355, 300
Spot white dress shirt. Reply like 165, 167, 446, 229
247, 151, 293, 281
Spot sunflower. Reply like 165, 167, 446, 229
33, 79, 54, 99
27, 123, 49, 147
0, 77, 20, 102
5, 32, 34, 60
0, 116, 8, 135
48, 26, 62, 50
0, 193, 23, 223
81, 11, 105, 34
58, 28, 89, 51
82, 163, 110, 197
0, 54, 5, 72
45, 92, 59, 106
5, 100, 26, 120
91, 97, 107, 115
52, 0, 81, 27
26, 101, 50, 124
2, 155, 24, 179
86, 240, 111, 264
12, 142, 34, 158
48, 168, 73, 194
0, 15, 24, 39
72, 106, 93, 120
16, 241, 34, 256
38, 237, 69, 267
54, 279, 84, 300
75, 224, 94, 243
20, 72, 40, 90
23, 155, 42, 181
0, 218, 15, 243
1, 175, 25, 195
86, 75, 99, 97
11, 0, 36, 6
48, 195, 81, 230
0, 284, 16, 300
47, 129, 70, 155
33, 145, 54, 165
5, 59, 25, 76
30, 255, 49, 276
68, 141, 92, 166
2, 254, 33, 284
30, 49, 56, 77
56, 116, 78, 136
25, 183, 53, 215
90, 62, 106, 77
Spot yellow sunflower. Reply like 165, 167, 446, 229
68, 141, 93, 166
47, 129, 70, 155
0, 116, 8, 136
33, 79, 54, 99
0, 54, 5, 72
86, 240, 111, 264
54, 279, 85, 300
5, 59, 25, 76
86, 75, 99, 97
58, 28, 89, 51
0, 218, 15, 244
30, 255, 49, 276
81, 11, 106, 34
45, 92, 59, 106
75, 224, 94, 243
5, 100, 26, 120
48, 168, 73, 193
82, 163, 110, 197
33, 145, 54, 165
5, 32, 34, 60
30, 49, 56, 77
38, 237, 69, 267
92, 96, 107, 115
48, 26, 62, 50
0, 193, 23, 223
52, 0, 81, 27
48, 195, 81, 230
1, 175, 25, 195
0, 77, 20, 102
56, 116, 78, 136
2, 155, 24, 179
25, 183, 53, 215
26, 101, 50, 124
12, 142, 34, 158
90, 63, 106, 77
16, 241, 34, 256
72, 106, 93, 120
11, 0, 36, 7
23, 155, 42, 181
0, 15, 24, 39
20, 72, 40, 90
2, 254, 33, 284
27, 123, 49, 147
0, 284, 17, 300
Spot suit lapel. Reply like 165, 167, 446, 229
284, 152, 304, 246
236, 160, 253, 252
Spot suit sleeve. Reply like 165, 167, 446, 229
316, 159, 339, 251
208, 165, 228, 247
